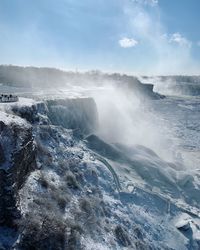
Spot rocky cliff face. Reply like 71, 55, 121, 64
0, 113, 36, 227
0, 96, 98, 228
0, 98, 97, 230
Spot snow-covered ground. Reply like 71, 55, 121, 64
0, 110, 29, 127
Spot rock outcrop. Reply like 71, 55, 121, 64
0, 114, 36, 227
0, 96, 98, 229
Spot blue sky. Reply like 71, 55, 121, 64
0, 0, 200, 74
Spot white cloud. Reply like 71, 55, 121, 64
151, 0, 158, 4
131, 0, 158, 6
197, 41, 200, 46
119, 37, 138, 48
169, 33, 192, 48
121, 1, 199, 74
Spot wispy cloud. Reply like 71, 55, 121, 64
169, 33, 192, 48
131, 0, 158, 6
197, 41, 200, 46
119, 37, 138, 48
122, 0, 199, 74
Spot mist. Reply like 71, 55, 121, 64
89, 81, 175, 162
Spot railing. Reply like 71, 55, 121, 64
0, 96, 19, 103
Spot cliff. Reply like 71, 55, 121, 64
0, 112, 36, 227
143, 75, 200, 96
0, 96, 199, 249
46, 98, 98, 135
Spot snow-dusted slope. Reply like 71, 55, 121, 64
0, 96, 200, 249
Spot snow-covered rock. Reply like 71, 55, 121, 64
175, 220, 191, 231
0, 111, 36, 227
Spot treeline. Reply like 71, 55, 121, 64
0, 65, 142, 88
0, 65, 163, 99
158, 75, 200, 84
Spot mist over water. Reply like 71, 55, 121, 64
90, 83, 176, 163
1, 70, 198, 169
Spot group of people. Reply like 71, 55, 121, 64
0, 94, 19, 103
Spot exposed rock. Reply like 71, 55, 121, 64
135, 240, 150, 250
0, 116, 36, 227
11, 102, 48, 124
114, 225, 131, 247
0, 143, 5, 164
175, 220, 191, 231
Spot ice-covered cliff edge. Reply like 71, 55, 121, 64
46, 98, 98, 135
140, 76, 200, 96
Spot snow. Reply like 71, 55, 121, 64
0, 97, 37, 123
0, 110, 30, 127
175, 219, 191, 231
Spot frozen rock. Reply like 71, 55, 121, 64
114, 225, 131, 247
175, 220, 191, 231
0, 112, 36, 227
